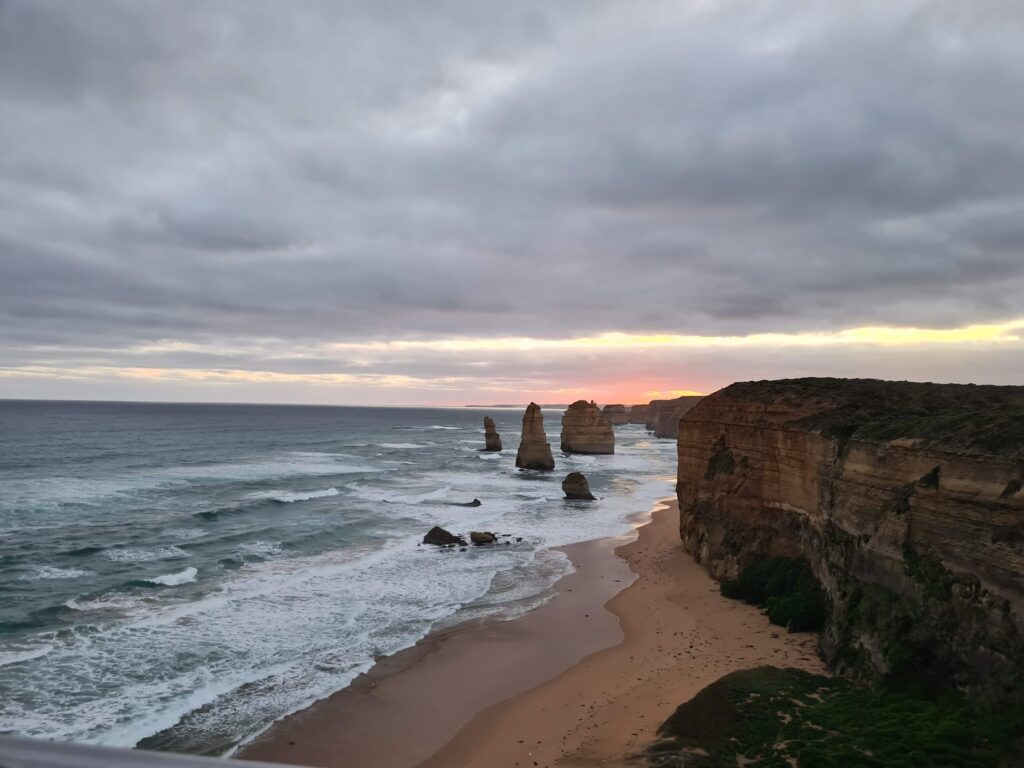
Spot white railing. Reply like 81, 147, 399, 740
0, 735, 294, 768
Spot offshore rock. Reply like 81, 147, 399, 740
645, 399, 670, 431
561, 400, 614, 454
562, 471, 596, 500
515, 402, 555, 470
602, 404, 630, 425
470, 531, 497, 545
654, 396, 703, 438
629, 404, 649, 424
483, 416, 502, 452
676, 377, 1024, 698
423, 526, 466, 547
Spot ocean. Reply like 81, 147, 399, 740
0, 400, 675, 755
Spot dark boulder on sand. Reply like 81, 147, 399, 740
562, 471, 596, 500
470, 531, 497, 545
423, 526, 467, 546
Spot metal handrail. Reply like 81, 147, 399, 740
0, 735, 295, 768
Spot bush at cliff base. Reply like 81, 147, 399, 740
720, 557, 827, 632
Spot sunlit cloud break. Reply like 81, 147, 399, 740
327, 317, 1024, 353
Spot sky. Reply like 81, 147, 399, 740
1, 0, 1023, 406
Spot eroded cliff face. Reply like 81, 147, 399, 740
676, 378, 1024, 698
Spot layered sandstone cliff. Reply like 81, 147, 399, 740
516, 402, 555, 470
628, 404, 649, 424
561, 400, 614, 454
676, 378, 1024, 698
602, 404, 629, 425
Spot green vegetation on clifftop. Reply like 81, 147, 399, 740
722, 378, 1024, 457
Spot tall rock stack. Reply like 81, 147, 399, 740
646, 400, 670, 431
629, 404, 649, 424
602, 404, 630, 425
560, 400, 614, 454
483, 416, 502, 451
654, 396, 703, 438
515, 402, 555, 470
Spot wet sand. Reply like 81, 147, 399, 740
240, 500, 826, 768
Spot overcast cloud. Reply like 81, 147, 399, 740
1, 0, 1023, 403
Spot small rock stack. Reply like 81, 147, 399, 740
562, 471, 595, 500
483, 416, 502, 451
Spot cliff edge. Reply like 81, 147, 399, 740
676, 377, 1024, 701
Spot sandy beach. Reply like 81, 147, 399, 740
241, 499, 826, 768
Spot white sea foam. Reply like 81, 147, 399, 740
246, 487, 339, 503
378, 443, 431, 449
20, 565, 92, 581
105, 546, 189, 562
144, 567, 198, 587
64, 594, 151, 614
240, 541, 283, 557
168, 528, 206, 540
0, 645, 54, 668
0, 410, 680, 757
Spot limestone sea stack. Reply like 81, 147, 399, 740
653, 395, 704, 438
515, 402, 555, 470
645, 399, 669, 431
602, 404, 630, 425
628, 404, 649, 424
562, 471, 595, 500
560, 400, 614, 454
483, 416, 502, 451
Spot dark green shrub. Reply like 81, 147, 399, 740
720, 557, 826, 632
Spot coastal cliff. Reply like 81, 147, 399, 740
676, 378, 1024, 700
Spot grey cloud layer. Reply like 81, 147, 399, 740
2, 0, 1024, 377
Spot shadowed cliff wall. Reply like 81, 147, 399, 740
676, 378, 1024, 701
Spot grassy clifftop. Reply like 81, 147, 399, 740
715, 378, 1024, 458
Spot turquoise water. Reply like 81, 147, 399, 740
0, 400, 675, 754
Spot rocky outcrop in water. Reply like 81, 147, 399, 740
629, 404, 649, 424
676, 377, 1024, 699
645, 400, 669, 431
654, 396, 703, 438
515, 402, 555, 470
562, 471, 596, 500
470, 531, 497, 545
423, 526, 466, 546
602, 404, 630, 425
561, 400, 614, 454
483, 416, 502, 452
